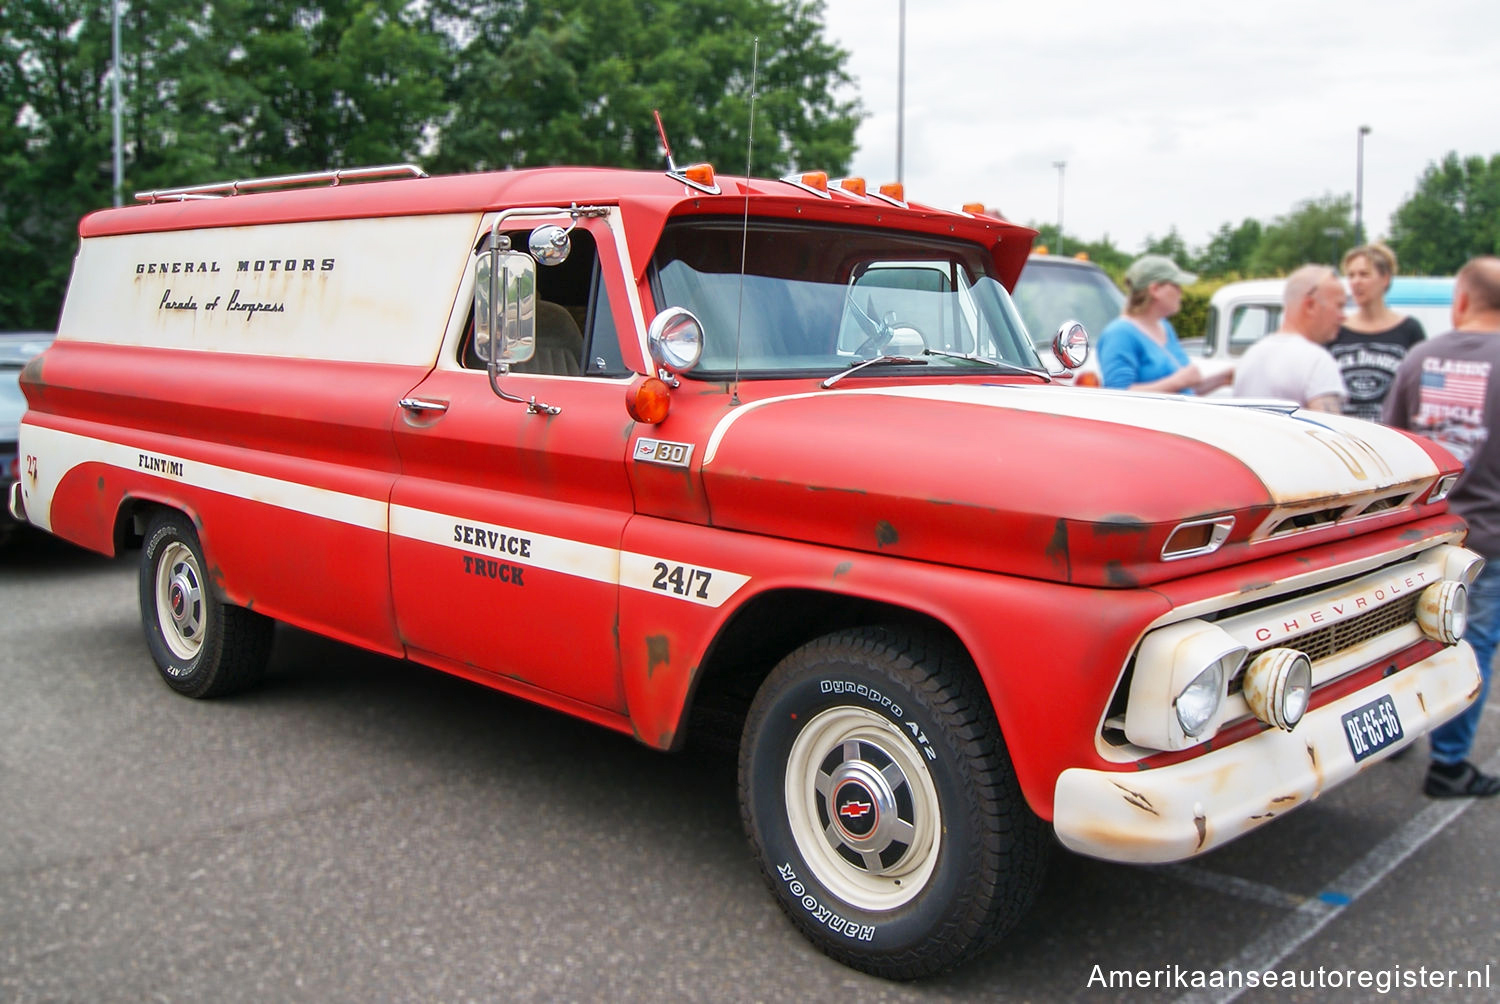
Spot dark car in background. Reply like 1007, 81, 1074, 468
1010, 254, 1122, 386
2, 332, 55, 547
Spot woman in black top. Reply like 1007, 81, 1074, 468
1330, 242, 1425, 422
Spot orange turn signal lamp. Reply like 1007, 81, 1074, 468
878, 182, 904, 201
837, 177, 866, 196
627, 376, 673, 424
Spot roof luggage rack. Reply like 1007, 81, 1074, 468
134, 163, 428, 203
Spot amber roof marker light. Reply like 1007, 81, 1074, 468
653, 109, 720, 195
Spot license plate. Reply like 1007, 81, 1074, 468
1341, 695, 1404, 762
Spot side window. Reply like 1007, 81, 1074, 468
1228, 305, 1279, 357
585, 267, 628, 376
462, 226, 626, 377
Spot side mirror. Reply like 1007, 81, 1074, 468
1052, 320, 1089, 371
475, 248, 537, 366
528, 224, 572, 266
647, 307, 705, 374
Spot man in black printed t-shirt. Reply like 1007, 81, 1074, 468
1384, 256, 1500, 797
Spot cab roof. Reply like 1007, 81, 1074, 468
79, 166, 1038, 287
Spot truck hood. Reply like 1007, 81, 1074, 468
697, 384, 1449, 587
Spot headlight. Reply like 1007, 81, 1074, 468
1242, 648, 1312, 731
1125, 620, 1244, 750
1417, 581, 1468, 644
1175, 664, 1224, 737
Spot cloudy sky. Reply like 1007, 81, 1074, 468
819, 0, 1499, 255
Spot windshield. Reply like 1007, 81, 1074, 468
650, 219, 1041, 377
1010, 259, 1124, 355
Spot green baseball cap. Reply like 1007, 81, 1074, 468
1124, 254, 1197, 289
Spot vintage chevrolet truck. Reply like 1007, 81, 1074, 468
12, 161, 1482, 978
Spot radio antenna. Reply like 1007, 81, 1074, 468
730, 37, 759, 407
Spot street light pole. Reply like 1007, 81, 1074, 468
1052, 160, 1066, 256
1355, 125, 1371, 245
896, 0, 905, 185
112, 0, 123, 207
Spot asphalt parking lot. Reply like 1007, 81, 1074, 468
2, 529, 1497, 1002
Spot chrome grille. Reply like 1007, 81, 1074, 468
1230, 592, 1421, 694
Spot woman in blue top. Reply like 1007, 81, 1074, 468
1097, 255, 1232, 394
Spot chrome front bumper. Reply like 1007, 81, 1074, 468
1052, 643, 1480, 863
7, 480, 24, 522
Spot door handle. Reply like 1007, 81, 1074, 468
398, 397, 449, 415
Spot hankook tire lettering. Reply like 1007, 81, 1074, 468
775, 863, 876, 942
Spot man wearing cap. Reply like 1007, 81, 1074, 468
1231, 264, 1348, 412
1097, 254, 1230, 394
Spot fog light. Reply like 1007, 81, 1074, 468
1242, 649, 1312, 731
1175, 663, 1224, 738
1417, 581, 1468, 644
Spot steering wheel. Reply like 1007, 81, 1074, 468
853, 309, 927, 359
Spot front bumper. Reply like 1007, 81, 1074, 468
1052, 643, 1480, 863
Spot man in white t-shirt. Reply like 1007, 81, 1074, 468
1232, 265, 1348, 412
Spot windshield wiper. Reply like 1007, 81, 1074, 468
920, 348, 1053, 382
820, 355, 927, 389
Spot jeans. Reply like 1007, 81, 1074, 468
1431, 558, 1500, 765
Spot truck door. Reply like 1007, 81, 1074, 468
388, 217, 639, 713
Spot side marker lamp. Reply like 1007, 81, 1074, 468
626, 377, 672, 425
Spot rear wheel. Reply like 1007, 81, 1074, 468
139, 511, 273, 698
739, 627, 1047, 979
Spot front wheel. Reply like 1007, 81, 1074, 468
739, 627, 1047, 979
139, 511, 273, 698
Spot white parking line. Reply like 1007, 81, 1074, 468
1151, 863, 1305, 911
1174, 748, 1500, 1004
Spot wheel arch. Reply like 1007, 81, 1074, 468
675, 586, 969, 753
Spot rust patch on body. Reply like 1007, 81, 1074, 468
646, 635, 670, 678
1045, 519, 1071, 580
1271, 794, 1296, 804
1093, 514, 1149, 537
1104, 561, 1138, 588
1417, 691, 1427, 713
1467, 681, 1482, 701
1249, 812, 1275, 821
875, 521, 898, 548
1193, 808, 1207, 851
1111, 781, 1159, 815
833, 561, 852, 580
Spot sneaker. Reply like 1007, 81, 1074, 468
1423, 760, 1500, 798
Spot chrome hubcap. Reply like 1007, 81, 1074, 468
156, 541, 205, 662
785, 706, 941, 911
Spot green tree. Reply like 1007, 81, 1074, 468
1388, 152, 1500, 274
194, 0, 449, 178
1, 1, 122, 329
430, 0, 860, 175
1195, 218, 1262, 278
1247, 194, 1353, 275
1141, 227, 1192, 268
